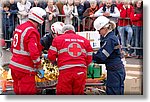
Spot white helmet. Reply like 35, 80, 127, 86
51, 22, 65, 34
28, 7, 46, 24
94, 16, 110, 30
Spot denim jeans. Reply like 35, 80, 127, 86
132, 25, 143, 56
2, 25, 13, 48
117, 25, 133, 52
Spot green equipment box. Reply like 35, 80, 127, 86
87, 63, 102, 79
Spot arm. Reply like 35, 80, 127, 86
25, 0, 31, 10
17, 2, 28, 16
47, 38, 58, 61
110, 7, 120, 17
17, 2, 24, 11
83, 8, 91, 17
94, 7, 104, 17
120, 8, 127, 18
52, 5, 60, 17
28, 32, 41, 69
85, 40, 93, 66
10, 9, 18, 15
72, 6, 78, 16
130, 12, 142, 21
93, 39, 115, 64
63, 5, 72, 16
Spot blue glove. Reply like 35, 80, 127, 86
37, 69, 45, 78
43, 54, 48, 59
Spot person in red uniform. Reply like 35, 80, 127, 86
117, 0, 134, 56
9, 7, 46, 95
44, 24, 93, 95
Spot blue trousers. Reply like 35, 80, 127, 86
117, 26, 133, 53
106, 67, 126, 95
132, 26, 143, 56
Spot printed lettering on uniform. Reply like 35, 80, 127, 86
65, 39, 70, 41
13, 33, 19, 47
65, 39, 84, 43
77, 39, 84, 43
71, 39, 77, 41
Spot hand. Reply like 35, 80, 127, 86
103, 12, 110, 17
49, 14, 53, 21
37, 69, 45, 78
6, 12, 11, 17
89, 14, 94, 18
42, 54, 48, 59
70, 15, 73, 19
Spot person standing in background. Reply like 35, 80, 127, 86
45, 0, 59, 33
17, 0, 31, 24
130, 0, 143, 58
63, 0, 78, 24
117, 0, 134, 57
2, 2, 14, 50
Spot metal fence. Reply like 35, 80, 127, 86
1, 13, 143, 51
82, 16, 143, 51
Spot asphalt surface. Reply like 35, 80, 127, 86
0, 49, 143, 66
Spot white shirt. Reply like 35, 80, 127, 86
94, 6, 120, 18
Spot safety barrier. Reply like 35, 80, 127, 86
56, 14, 81, 32
1, 12, 143, 51
82, 16, 143, 51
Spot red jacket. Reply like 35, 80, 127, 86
130, 9, 143, 26
48, 30, 93, 70
118, 5, 134, 26
9, 21, 43, 74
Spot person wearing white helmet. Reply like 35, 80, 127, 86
43, 24, 93, 95
9, 7, 46, 95
93, 16, 126, 95
40, 22, 65, 50
51, 21, 65, 36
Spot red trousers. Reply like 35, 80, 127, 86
11, 69, 37, 95
56, 67, 86, 95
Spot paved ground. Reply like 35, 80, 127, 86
0, 49, 143, 66
0, 49, 12, 66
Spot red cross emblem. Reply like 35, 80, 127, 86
68, 43, 82, 57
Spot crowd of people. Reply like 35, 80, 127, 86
1, 0, 143, 58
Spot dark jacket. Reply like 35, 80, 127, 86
40, 33, 54, 50
76, 4, 85, 20
2, 10, 15, 27
93, 31, 123, 70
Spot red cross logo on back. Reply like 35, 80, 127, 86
68, 43, 82, 57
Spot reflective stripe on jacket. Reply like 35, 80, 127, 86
48, 30, 93, 70
9, 21, 43, 73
